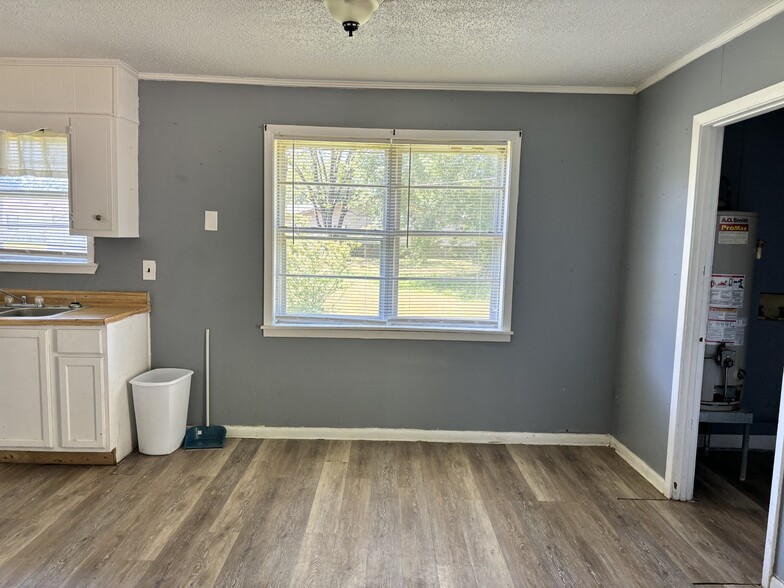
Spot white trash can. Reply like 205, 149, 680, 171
130, 368, 193, 455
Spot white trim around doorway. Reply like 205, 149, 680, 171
666, 80, 784, 502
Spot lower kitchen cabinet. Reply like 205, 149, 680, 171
57, 356, 106, 449
0, 329, 53, 449
0, 312, 150, 463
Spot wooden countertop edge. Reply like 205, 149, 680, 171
0, 305, 150, 327
103, 306, 151, 324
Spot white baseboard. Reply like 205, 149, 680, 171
225, 425, 610, 446
698, 433, 776, 451
769, 574, 784, 588
225, 427, 669, 496
609, 436, 668, 496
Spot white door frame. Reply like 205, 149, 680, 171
664, 80, 784, 584
666, 80, 784, 501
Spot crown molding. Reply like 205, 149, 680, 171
138, 71, 635, 95
635, 0, 784, 94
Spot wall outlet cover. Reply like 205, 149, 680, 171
205, 210, 218, 231
143, 259, 156, 280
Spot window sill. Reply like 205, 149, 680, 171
0, 262, 98, 275
261, 324, 512, 342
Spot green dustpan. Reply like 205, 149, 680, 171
184, 424, 226, 449
184, 329, 226, 450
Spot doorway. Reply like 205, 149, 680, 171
665, 80, 784, 586
696, 108, 784, 512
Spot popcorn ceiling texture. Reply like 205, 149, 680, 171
0, 0, 777, 87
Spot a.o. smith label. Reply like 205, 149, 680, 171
718, 216, 749, 245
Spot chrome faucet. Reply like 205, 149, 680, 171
0, 288, 27, 306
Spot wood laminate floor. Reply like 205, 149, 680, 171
698, 449, 775, 510
0, 440, 768, 587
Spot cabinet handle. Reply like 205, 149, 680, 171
94, 214, 102, 221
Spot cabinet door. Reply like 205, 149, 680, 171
69, 115, 115, 234
57, 357, 107, 449
0, 330, 53, 448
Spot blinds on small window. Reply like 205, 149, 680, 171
0, 130, 89, 265
271, 133, 512, 331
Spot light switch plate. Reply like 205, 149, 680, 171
205, 210, 218, 231
143, 259, 156, 280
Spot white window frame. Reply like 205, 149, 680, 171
262, 125, 521, 342
0, 114, 97, 274
0, 239, 97, 274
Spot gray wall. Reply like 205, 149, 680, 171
1, 83, 634, 432
611, 13, 784, 475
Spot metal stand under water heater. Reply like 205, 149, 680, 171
701, 212, 758, 411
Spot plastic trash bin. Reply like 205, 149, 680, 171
130, 368, 193, 455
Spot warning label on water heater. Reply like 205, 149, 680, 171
706, 307, 738, 343
709, 274, 745, 308
706, 309, 747, 345
707, 274, 745, 344
718, 216, 750, 245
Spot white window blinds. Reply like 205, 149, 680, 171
265, 126, 520, 338
0, 129, 90, 266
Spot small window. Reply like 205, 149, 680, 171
0, 129, 95, 273
263, 126, 520, 342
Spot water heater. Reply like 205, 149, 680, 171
701, 211, 758, 411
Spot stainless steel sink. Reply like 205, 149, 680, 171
0, 307, 77, 317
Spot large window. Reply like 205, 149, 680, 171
0, 129, 94, 272
263, 126, 520, 341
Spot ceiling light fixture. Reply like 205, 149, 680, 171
323, 0, 384, 37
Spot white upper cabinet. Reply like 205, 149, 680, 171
0, 60, 138, 122
0, 59, 140, 238
68, 115, 139, 236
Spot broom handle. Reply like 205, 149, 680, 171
206, 328, 210, 427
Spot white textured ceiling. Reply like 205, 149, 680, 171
0, 0, 781, 89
